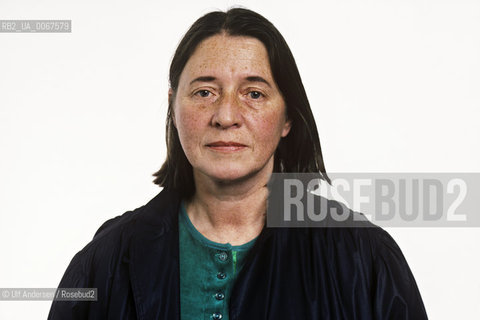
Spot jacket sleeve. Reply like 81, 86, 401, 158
47, 250, 95, 319
372, 229, 428, 319
47, 214, 130, 320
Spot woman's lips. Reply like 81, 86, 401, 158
206, 141, 247, 152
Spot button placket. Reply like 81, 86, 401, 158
208, 248, 231, 319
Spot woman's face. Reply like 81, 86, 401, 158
172, 34, 291, 184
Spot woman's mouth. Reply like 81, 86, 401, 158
206, 141, 247, 152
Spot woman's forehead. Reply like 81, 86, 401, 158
180, 34, 274, 83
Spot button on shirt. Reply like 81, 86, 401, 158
179, 201, 257, 320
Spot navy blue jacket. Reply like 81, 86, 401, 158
48, 188, 428, 319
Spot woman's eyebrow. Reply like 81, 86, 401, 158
189, 75, 272, 88
245, 76, 272, 88
189, 76, 216, 85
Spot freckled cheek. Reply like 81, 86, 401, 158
253, 114, 285, 147
176, 113, 204, 149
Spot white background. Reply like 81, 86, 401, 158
1, 0, 479, 318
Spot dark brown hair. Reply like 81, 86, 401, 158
153, 8, 330, 198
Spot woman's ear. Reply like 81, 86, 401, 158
282, 118, 292, 138
169, 88, 176, 128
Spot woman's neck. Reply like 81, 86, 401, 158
185, 168, 271, 246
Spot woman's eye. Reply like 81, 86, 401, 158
195, 90, 212, 98
249, 91, 263, 99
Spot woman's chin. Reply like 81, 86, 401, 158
210, 170, 251, 183
197, 166, 265, 185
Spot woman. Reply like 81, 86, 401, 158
48, 8, 427, 319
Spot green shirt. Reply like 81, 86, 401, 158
179, 201, 257, 320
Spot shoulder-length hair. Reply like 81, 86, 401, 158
153, 7, 330, 198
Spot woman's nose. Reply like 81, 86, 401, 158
211, 93, 243, 129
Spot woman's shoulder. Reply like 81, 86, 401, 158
58, 189, 182, 282
59, 208, 143, 284
283, 197, 409, 269
92, 188, 181, 239
48, 189, 182, 319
